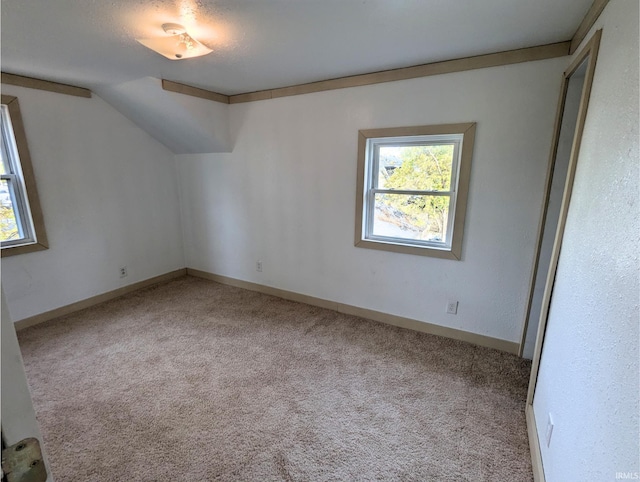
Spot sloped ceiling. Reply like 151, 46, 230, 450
1, 0, 594, 153
97, 78, 231, 154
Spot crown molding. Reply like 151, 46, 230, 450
1, 72, 91, 98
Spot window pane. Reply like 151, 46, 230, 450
0, 179, 22, 241
378, 144, 454, 191
373, 193, 450, 243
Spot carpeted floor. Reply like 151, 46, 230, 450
18, 276, 533, 481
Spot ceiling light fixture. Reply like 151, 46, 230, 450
137, 23, 212, 60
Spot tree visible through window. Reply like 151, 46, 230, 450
0, 175, 21, 241
356, 123, 476, 260
376, 144, 454, 242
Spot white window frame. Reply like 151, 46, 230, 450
1, 95, 48, 256
355, 123, 476, 260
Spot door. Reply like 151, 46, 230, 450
523, 30, 602, 481
1, 284, 52, 480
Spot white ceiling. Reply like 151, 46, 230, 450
2, 0, 593, 96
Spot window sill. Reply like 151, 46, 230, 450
1, 241, 48, 257
355, 238, 461, 260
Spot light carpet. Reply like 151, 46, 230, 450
18, 276, 533, 481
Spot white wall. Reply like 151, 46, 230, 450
1, 85, 185, 322
97, 78, 232, 154
177, 56, 567, 344
533, 1, 639, 480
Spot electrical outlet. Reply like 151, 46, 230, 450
119, 266, 128, 278
446, 301, 458, 314
545, 413, 554, 447
256, 261, 263, 272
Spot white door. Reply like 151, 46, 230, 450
1, 284, 53, 481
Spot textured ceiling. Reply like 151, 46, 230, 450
2, 0, 593, 95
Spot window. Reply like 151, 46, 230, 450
1, 95, 48, 256
355, 123, 475, 260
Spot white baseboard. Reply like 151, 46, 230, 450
14, 269, 187, 331
187, 268, 520, 354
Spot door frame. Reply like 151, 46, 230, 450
519, 31, 603, 359
525, 28, 602, 405
523, 29, 602, 482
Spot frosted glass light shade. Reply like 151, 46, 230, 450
137, 33, 212, 60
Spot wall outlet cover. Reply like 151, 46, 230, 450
545, 413, 554, 447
